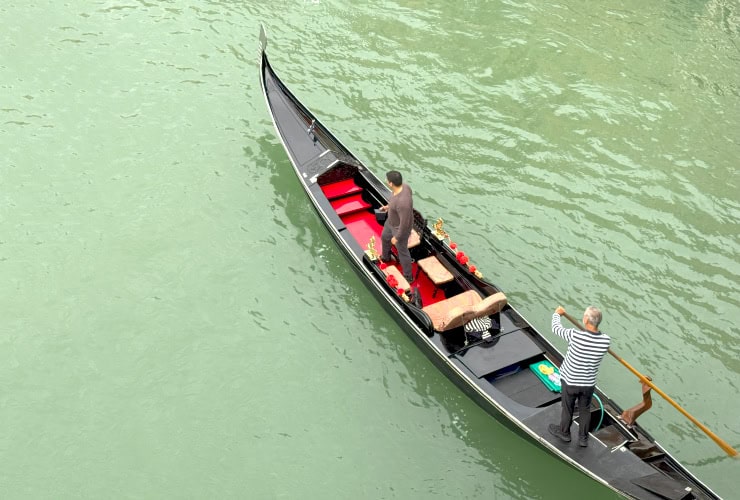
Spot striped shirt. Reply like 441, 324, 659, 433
552, 313, 611, 387
464, 316, 491, 333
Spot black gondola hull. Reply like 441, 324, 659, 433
258, 26, 721, 500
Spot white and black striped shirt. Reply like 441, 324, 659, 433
552, 313, 611, 387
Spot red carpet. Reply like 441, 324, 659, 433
338, 204, 446, 307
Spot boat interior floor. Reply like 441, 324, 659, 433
523, 405, 691, 500
487, 365, 562, 408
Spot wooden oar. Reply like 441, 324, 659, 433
561, 311, 738, 458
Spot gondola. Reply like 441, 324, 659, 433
258, 26, 721, 500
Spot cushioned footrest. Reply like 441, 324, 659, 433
382, 265, 410, 291
321, 179, 363, 200
380, 229, 421, 255
417, 256, 454, 285
331, 194, 371, 217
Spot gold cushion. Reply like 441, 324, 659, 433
379, 229, 421, 254
417, 256, 454, 285
422, 291, 507, 332
473, 292, 507, 318
382, 265, 410, 291
422, 290, 481, 331
407, 229, 421, 249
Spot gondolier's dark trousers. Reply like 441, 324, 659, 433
559, 380, 595, 439
381, 223, 413, 283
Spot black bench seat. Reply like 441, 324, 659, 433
453, 329, 544, 378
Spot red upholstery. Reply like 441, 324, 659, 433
331, 194, 371, 217
322, 179, 362, 200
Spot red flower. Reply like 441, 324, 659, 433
450, 242, 457, 250
469, 265, 477, 273
379, 262, 387, 270
456, 251, 465, 260
387, 275, 398, 288
460, 255, 469, 265
396, 288, 405, 296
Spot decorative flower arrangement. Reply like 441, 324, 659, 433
448, 241, 482, 278
433, 218, 483, 279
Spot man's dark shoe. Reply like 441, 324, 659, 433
548, 424, 571, 443
578, 437, 588, 447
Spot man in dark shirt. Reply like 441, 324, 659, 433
379, 170, 414, 283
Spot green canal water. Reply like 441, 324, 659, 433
2, 1, 738, 498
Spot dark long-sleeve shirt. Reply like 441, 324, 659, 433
387, 185, 413, 240
552, 313, 611, 387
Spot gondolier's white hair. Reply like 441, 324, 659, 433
584, 306, 602, 328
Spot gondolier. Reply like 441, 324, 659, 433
548, 306, 611, 447
379, 170, 414, 283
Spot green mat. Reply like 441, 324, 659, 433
529, 360, 561, 392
